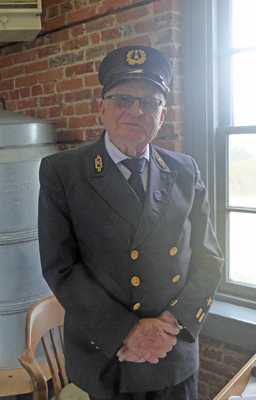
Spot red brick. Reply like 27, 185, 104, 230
24, 109, 36, 117
86, 44, 114, 60
47, 29, 69, 45
75, 102, 90, 115
48, 5, 59, 18
69, 115, 97, 128
91, 33, 100, 45
2, 65, 24, 79
68, 6, 97, 24
0, 79, 14, 91
9, 90, 20, 100
32, 85, 43, 97
4, 101, 17, 111
20, 87, 31, 98
42, 0, 63, 9
75, 50, 84, 62
153, 0, 181, 14
49, 106, 62, 118
62, 36, 89, 52
117, 36, 151, 48
85, 16, 115, 33
98, 0, 132, 15
64, 89, 91, 103
36, 108, 48, 119
44, 82, 55, 94
57, 129, 84, 142
17, 97, 38, 110
43, 15, 67, 33
0, 56, 13, 70
116, 6, 149, 23
15, 75, 38, 88
25, 60, 49, 74
90, 101, 99, 113
56, 78, 83, 92
85, 128, 103, 140
37, 45, 61, 59
60, 1, 73, 13
84, 74, 100, 87
13, 50, 37, 65
62, 105, 74, 116
54, 117, 67, 129
93, 87, 102, 99
102, 28, 122, 42
40, 94, 63, 107
0, 42, 22, 56
71, 25, 84, 38
39, 69, 63, 84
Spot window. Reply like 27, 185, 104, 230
183, 0, 256, 307
216, 0, 256, 304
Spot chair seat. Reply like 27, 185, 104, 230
57, 383, 90, 400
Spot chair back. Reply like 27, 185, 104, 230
19, 295, 69, 400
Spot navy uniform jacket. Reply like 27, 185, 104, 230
38, 133, 224, 398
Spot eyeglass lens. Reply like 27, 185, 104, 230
105, 94, 162, 112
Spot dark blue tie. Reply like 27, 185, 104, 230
121, 158, 146, 204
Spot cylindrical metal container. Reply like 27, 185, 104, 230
0, 108, 59, 369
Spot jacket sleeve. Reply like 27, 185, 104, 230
38, 157, 139, 359
166, 158, 224, 342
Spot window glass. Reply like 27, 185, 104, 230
229, 133, 256, 208
229, 211, 256, 286
232, 0, 256, 126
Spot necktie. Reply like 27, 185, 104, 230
121, 158, 146, 204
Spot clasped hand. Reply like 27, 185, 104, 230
116, 311, 179, 364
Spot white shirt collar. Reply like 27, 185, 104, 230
104, 131, 150, 164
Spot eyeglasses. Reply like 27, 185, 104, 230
104, 94, 164, 112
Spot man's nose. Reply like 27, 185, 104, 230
127, 99, 144, 116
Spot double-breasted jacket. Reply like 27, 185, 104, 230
38, 133, 224, 398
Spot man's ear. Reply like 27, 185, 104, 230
98, 99, 106, 121
159, 107, 167, 126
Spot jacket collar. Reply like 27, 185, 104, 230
87, 134, 177, 239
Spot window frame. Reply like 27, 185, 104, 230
183, 0, 256, 308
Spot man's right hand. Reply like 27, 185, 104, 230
117, 317, 179, 364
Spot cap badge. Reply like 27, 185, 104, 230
127, 49, 147, 65
95, 155, 103, 172
154, 152, 166, 169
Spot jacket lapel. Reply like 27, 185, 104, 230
132, 146, 177, 248
87, 135, 143, 229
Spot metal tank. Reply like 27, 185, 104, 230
0, 103, 59, 369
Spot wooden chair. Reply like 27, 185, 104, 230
213, 353, 256, 400
19, 294, 89, 400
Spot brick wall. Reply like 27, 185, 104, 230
199, 335, 254, 400
0, 1, 253, 399
0, 0, 184, 152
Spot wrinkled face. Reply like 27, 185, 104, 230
98, 80, 167, 154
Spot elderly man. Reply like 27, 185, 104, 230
38, 46, 223, 400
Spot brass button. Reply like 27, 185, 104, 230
90, 341, 95, 345
172, 275, 180, 283
131, 250, 139, 260
170, 247, 178, 256
131, 276, 140, 286
170, 299, 178, 306
133, 302, 141, 310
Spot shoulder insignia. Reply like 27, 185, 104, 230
127, 49, 147, 65
154, 152, 166, 169
95, 155, 103, 172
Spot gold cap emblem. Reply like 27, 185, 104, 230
127, 49, 147, 65
95, 155, 103, 172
